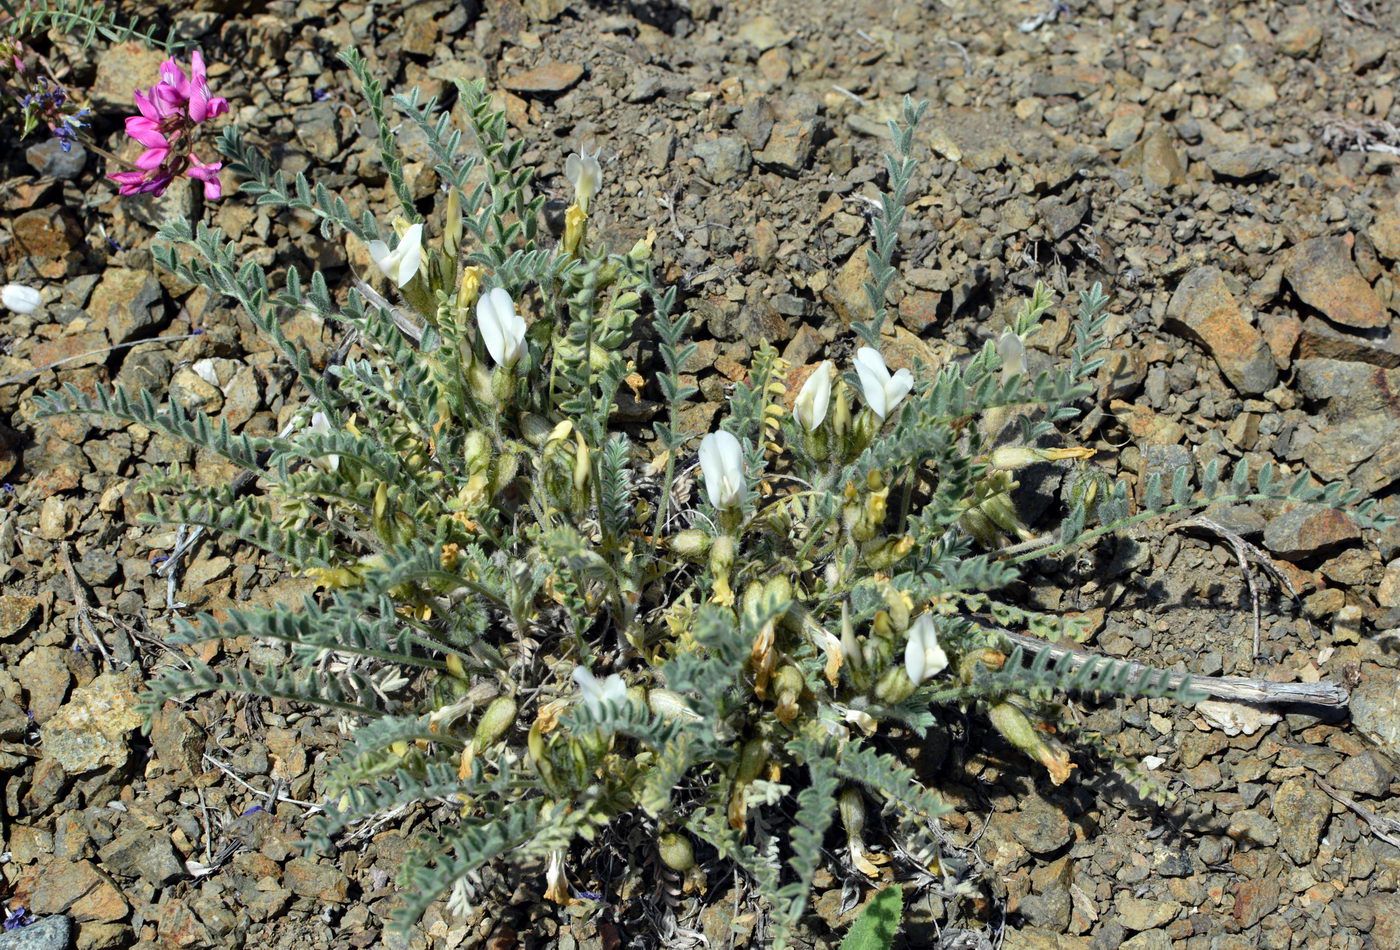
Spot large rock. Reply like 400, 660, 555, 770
90, 41, 167, 109
0, 915, 71, 950
42, 670, 143, 774
1272, 778, 1329, 865
1283, 236, 1389, 330
1165, 266, 1277, 394
1351, 674, 1400, 765
1297, 315, 1400, 367
1263, 503, 1360, 560
87, 268, 163, 345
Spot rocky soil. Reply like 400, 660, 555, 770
2, 0, 1400, 947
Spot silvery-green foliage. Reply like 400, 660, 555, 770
33, 61, 1394, 945
0, 0, 187, 52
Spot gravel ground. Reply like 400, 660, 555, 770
1, 0, 1399, 947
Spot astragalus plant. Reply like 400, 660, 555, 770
35, 57, 1391, 944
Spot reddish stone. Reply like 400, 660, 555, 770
1283, 236, 1389, 329
502, 62, 584, 95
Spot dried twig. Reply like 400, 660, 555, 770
1316, 778, 1400, 848
1335, 0, 1380, 27
201, 752, 323, 813
1172, 515, 1301, 662
58, 541, 128, 668
0, 332, 208, 389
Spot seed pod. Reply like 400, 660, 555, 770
473, 696, 517, 753
709, 534, 735, 577
741, 579, 767, 621
773, 665, 805, 724
658, 832, 696, 872
520, 413, 554, 446
670, 528, 710, 558
648, 688, 701, 722
736, 738, 767, 785
874, 665, 915, 704
838, 787, 866, 838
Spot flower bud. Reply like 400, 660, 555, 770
1, 283, 41, 314
564, 147, 602, 213
838, 787, 866, 838
840, 603, 863, 671
831, 379, 853, 453
997, 330, 1026, 381
658, 832, 696, 872
477, 287, 527, 369
853, 347, 914, 420
699, 430, 745, 509
773, 664, 805, 724
648, 688, 701, 722
443, 186, 462, 260
793, 361, 835, 432
670, 528, 711, 558
367, 222, 424, 288
473, 696, 517, 753
571, 429, 590, 501
903, 613, 948, 686
987, 700, 1075, 785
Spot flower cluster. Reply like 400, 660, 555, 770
110, 51, 227, 199
1, 39, 89, 151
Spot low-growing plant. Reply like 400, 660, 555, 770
34, 53, 1392, 945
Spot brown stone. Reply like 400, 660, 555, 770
284, 857, 351, 902
87, 268, 163, 344
20, 858, 129, 922
1371, 208, 1400, 261
29, 330, 112, 374
1263, 503, 1361, 560
0, 593, 40, 640
1121, 126, 1186, 190
90, 41, 167, 109
897, 291, 942, 333
502, 62, 584, 95
826, 244, 874, 328
10, 208, 84, 278
1165, 266, 1277, 394
1283, 236, 1389, 329
1230, 878, 1280, 930
1259, 312, 1302, 369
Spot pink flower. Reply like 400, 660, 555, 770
153, 51, 227, 124
186, 155, 223, 200
110, 168, 175, 197
109, 49, 227, 201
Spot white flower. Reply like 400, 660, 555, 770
564, 147, 602, 213
544, 850, 571, 904
2, 283, 41, 314
308, 411, 340, 472
476, 287, 528, 369
852, 347, 914, 420
572, 666, 627, 719
903, 614, 948, 686
793, 361, 834, 431
997, 331, 1026, 382
698, 430, 745, 509
367, 222, 424, 287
